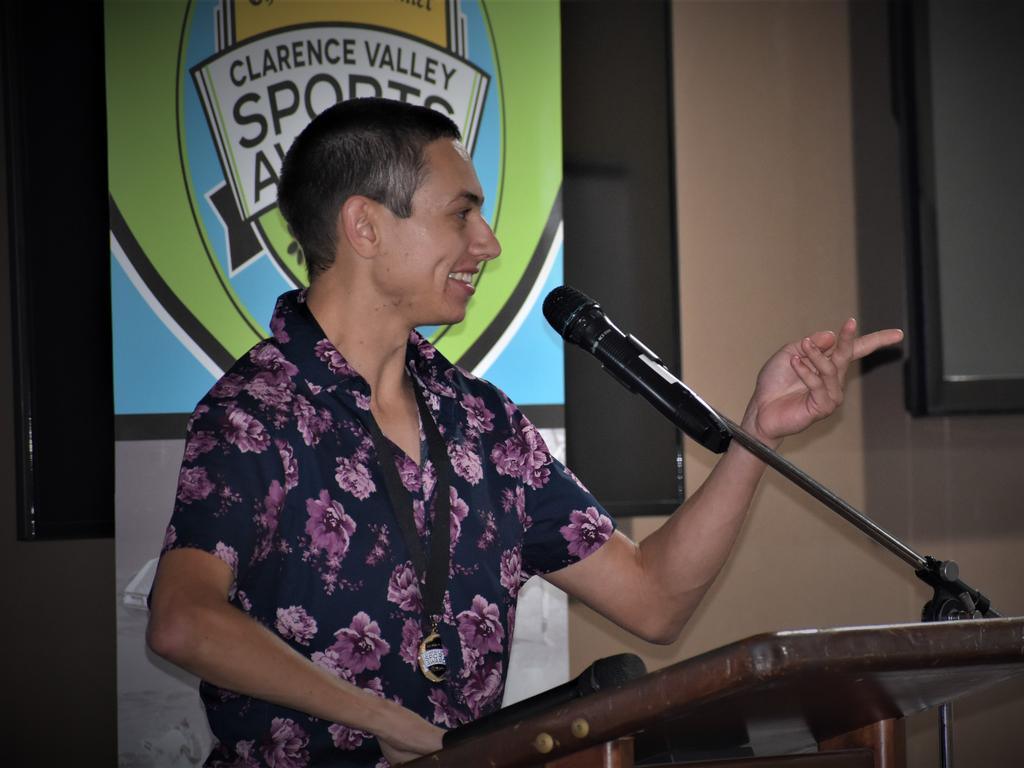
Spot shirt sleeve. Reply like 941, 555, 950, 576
161, 397, 288, 590
503, 407, 617, 577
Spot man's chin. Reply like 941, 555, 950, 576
440, 313, 467, 327
438, 303, 471, 326
417, 297, 472, 330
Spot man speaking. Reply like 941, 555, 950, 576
147, 97, 903, 767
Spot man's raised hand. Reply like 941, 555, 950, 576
742, 318, 903, 446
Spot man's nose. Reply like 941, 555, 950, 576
472, 218, 501, 262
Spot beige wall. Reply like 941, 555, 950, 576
568, 1, 1024, 765
570, 0, 915, 677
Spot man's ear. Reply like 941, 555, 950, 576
337, 196, 382, 259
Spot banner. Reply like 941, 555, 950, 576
107, 0, 565, 427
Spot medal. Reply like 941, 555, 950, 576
417, 624, 448, 683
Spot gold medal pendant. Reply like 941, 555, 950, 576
418, 626, 448, 683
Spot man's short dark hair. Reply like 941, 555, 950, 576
277, 98, 461, 280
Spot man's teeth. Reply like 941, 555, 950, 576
448, 272, 472, 284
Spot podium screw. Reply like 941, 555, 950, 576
533, 733, 555, 754
571, 718, 590, 739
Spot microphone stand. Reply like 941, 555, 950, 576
715, 413, 1001, 768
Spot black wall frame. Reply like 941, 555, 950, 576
561, 0, 684, 516
3, 1, 114, 539
893, 0, 1024, 415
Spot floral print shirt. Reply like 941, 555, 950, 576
162, 289, 616, 767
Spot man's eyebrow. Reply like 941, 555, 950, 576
450, 191, 484, 208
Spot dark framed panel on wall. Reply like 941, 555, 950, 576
561, 0, 684, 516
893, 0, 1024, 415
2, 1, 114, 538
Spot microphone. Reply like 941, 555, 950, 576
442, 653, 646, 748
543, 286, 732, 453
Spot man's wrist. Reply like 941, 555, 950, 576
360, 689, 429, 745
317, 680, 399, 740
738, 401, 782, 452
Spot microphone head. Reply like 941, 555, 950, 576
544, 284, 606, 348
582, 653, 647, 695
543, 286, 601, 344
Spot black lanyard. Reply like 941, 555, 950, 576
364, 384, 451, 626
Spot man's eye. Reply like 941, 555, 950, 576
456, 209, 471, 220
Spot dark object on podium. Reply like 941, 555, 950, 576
408, 618, 1024, 767
444, 653, 647, 748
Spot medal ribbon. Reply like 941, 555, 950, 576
364, 385, 451, 635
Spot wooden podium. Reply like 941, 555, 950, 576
409, 617, 1024, 768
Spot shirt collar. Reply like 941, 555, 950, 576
270, 289, 460, 400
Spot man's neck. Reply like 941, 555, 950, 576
306, 273, 424, 462
305, 275, 413, 404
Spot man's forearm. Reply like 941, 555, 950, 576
148, 551, 443, 755
634, 430, 771, 640
545, 421, 772, 645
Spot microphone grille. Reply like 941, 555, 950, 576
542, 285, 598, 337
